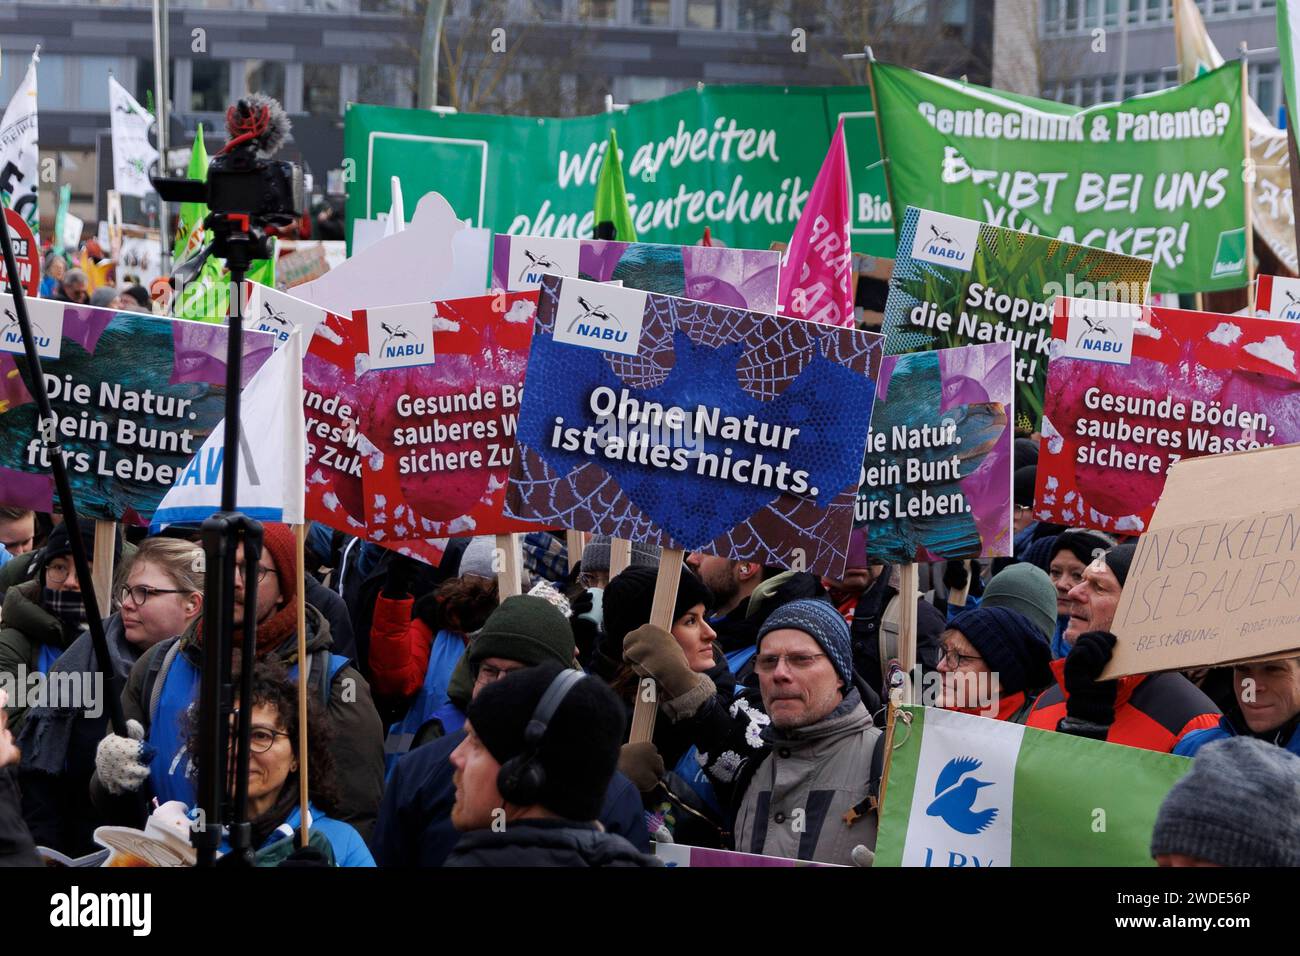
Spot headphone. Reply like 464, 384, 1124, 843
496, 668, 586, 808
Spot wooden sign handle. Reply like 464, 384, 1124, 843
565, 530, 585, 574
627, 548, 684, 744
608, 538, 632, 578
495, 533, 523, 598
896, 562, 918, 705
294, 524, 311, 849
91, 520, 117, 621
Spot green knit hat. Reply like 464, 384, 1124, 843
980, 563, 1058, 641
467, 594, 574, 671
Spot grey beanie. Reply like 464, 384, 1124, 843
459, 535, 499, 580
1151, 736, 1300, 866
981, 563, 1058, 640
756, 598, 854, 688
581, 534, 661, 573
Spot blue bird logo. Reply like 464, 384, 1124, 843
926, 756, 999, 835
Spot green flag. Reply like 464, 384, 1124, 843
593, 129, 636, 242
874, 706, 1192, 867
1281, 1, 1300, 127
173, 124, 209, 263
53, 185, 71, 256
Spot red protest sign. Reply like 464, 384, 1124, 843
0, 209, 40, 298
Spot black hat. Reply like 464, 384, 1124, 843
602, 564, 713, 650
1104, 542, 1137, 587
467, 662, 624, 821
1049, 528, 1117, 568
1013, 465, 1038, 509
948, 606, 1054, 696
40, 518, 121, 576
1013, 437, 1039, 470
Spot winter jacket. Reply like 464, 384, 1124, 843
847, 569, 945, 702
16, 614, 141, 856
730, 689, 881, 866
219, 803, 374, 867
1026, 658, 1221, 752
1173, 703, 1300, 758
373, 727, 649, 867
91, 604, 386, 842
0, 767, 39, 867
304, 578, 357, 661
444, 818, 659, 867
0, 550, 38, 601
367, 593, 437, 700
947, 687, 1041, 724
0, 580, 79, 732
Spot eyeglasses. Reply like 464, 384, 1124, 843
939, 645, 984, 669
119, 584, 186, 607
476, 662, 525, 683
755, 652, 826, 673
45, 561, 78, 584
249, 727, 291, 754
233, 564, 277, 584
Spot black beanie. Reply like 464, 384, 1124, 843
41, 518, 121, 576
1104, 542, 1137, 587
1049, 529, 1117, 568
601, 564, 713, 650
467, 662, 624, 821
1013, 437, 1039, 470
1013, 465, 1038, 509
948, 606, 1054, 696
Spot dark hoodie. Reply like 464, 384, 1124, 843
444, 818, 659, 867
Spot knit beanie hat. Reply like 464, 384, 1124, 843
468, 662, 625, 821
1014, 465, 1038, 509
580, 534, 661, 574
981, 563, 1058, 640
947, 606, 1054, 696
259, 522, 299, 606
756, 598, 854, 688
41, 518, 122, 582
1050, 529, 1117, 568
459, 536, 499, 581
1013, 437, 1039, 470
467, 594, 574, 670
1150, 736, 1300, 866
1103, 542, 1137, 587
601, 564, 713, 650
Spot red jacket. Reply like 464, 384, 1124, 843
367, 595, 434, 700
949, 689, 1039, 724
1026, 658, 1220, 753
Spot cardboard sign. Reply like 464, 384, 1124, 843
1106, 443, 1300, 678
881, 206, 1152, 432
1035, 297, 1300, 536
1254, 274, 1300, 321
505, 275, 882, 578
352, 292, 544, 542
492, 234, 781, 314
0, 295, 274, 523
856, 342, 1014, 564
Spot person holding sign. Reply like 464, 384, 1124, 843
1025, 544, 1221, 752
1174, 657, 1300, 759
0, 519, 121, 733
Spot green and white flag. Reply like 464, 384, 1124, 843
874, 706, 1192, 867
173, 124, 209, 263
1281, 1, 1300, 128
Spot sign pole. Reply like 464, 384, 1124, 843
495, 532, 523, 598
1243, 56, 1258, 312
608, 538, 632, 578
628, 548, 684, 743
294, 523, 311, 849
91, 520, 117, 621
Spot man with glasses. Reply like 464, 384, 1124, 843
374, 594, 647, 866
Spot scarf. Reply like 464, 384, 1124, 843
43, 587, 89, 643
194, 599, 299, 659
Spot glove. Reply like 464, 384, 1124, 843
382, 555, 418, 599
278, 846, 331, 867
1063, 631, 1119, 727
94, 719, 155, 796
411, 590, 441, 632
568, 590, 598, 669
942, 560, 969, 592
618, 741, 665, 794
623, 624, 716, 722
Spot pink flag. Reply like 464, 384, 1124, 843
777, 119, 855, 327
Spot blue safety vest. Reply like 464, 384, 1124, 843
383, 630, 465, 774
147, 645, 348, 807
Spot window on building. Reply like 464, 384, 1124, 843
1145, 0, 1165, 20
578, 0, 617, 21
358, 64, 412, 107
942, 0, 968, 23
77, 57, 119, 111
245, 60, 286, 102
528, 0, 564, 19
616, 75, 676, 102
190, 59, 230, 112
1123, 75, 1138, 99
34, 55, 67, 110
1100, 76, 1117, 102
1084, 0, 1101, 27
894, 0, 928, 24
1044, 0, 1062, 33
133, 59, 176, 111
358, 0, 404, 12
686, 0, 721, 26
1253, 62, 1278, 120
304, 63, 341, 115
1064, 0, 1080, 30
1211, 0, 1231, 13
738, 0, 774, 29
633, 0, 671, 24
1104, 0, 1120, 25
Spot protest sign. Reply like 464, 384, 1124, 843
352, 293, 543, 542
492, 234, 780, 313
0, 295, 273, 523
881, 206, 1152, 432
245, 282, 327, 348
654, 843, 842, 867
0, 209, 40, 297
1106, 443, 1300, 679
0, 56, 40, 246
344, 86, 892, 257
504, 275, 882, 579
302, 309, 369, 535
874, 705, 1190, 867
1254, 273, 1300, 320
1034, 297, 1300, 536
856, 342, 1014, 564
870, 61, 1246, 294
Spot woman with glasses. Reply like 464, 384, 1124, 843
935, 605, 1054, 724
16, 536, 200, 856
187, 663, 373, 866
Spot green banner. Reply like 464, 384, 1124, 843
343, 85, 892, 257
872, 61, 1247, 294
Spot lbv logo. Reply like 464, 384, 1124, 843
927, 756, 998, 834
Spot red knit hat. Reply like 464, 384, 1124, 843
259, 523, 298, 606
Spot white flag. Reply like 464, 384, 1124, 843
0, 54, 40, 243
151, 327, 306, 528
109, 76, 159, 199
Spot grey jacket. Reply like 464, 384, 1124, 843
733, 690, 881, 866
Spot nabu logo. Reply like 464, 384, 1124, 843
926, 756, 998, 835
255, 302, 292, 342
551, 277, 647, 358
1060, 297, 1136, 366
910, 211, 978, 270
0, 299, 62, 359
924, 223, 957, 258
565, 296, 626, 343
380, 321, 423, 358
1, 308, 48, 349
518, 249, 559, 286
1073, 310, 1120, 354
366, 303, 435, 370
1282, 291, 1300, 321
